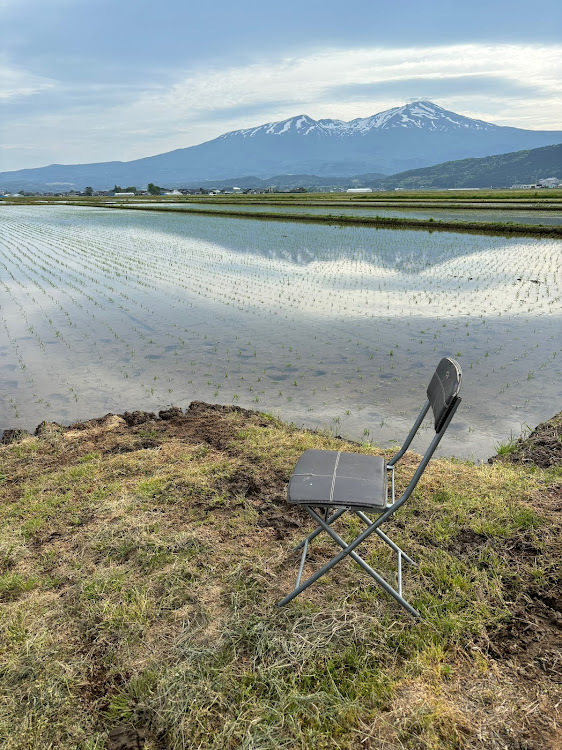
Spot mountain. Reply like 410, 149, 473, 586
1, 101, 561, 191
370, 143, 562, 190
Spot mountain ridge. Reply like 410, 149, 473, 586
223, 101, 498, 140
1, 101, 561, 191
372, 142, 562, 190
124, 143, 560, 192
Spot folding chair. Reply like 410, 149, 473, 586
277, 357, 462, 618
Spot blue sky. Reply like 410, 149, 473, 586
1, 0, 561, 171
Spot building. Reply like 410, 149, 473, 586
512, 178, 560, 189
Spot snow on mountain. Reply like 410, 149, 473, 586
220, 101, 497, 140
222, 114, 338, 139
346, 101, 496, 133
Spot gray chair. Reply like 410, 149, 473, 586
277, 357, 462, 618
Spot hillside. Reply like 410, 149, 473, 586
186, 143, 561, 192
179, 171, 387, 192
1, 101, 561, 191
1, 402, 560, 749
372, 143, 562, 190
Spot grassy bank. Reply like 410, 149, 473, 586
4, 188, 562, 204
71, 202, 562, 238
1, 403, 560, 749
179, 199, 562, 212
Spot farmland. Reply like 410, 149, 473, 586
1, 204, 560, 459
1, 199, 561, 749
101, 201, 562, 229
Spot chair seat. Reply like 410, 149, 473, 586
288, 449, 388, 509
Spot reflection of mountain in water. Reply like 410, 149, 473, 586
73, 206, 545, 275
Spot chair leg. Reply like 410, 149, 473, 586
354, 510, 416, 598
290, 508, 346, 592
354, 510, 417, 567
277, 506, 421, 618
295, 537, 308, 588
293, 507, 347, 551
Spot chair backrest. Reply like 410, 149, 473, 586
382, 357, 462, 512
427, 357, 462, 432
387, 357, 462, 494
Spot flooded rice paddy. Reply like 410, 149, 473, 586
125, 201, 562, 226
1, 204, 561, 459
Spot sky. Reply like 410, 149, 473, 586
1, 0, 561, 172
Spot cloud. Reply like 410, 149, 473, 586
197, 100, 305, 123
125, 43, 562, 132
325, 75, 546, 103
0, 61, 55, 100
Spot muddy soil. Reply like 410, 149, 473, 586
489, 412, 562, 468
73, 401, 300, 534
485, 412, 562, 694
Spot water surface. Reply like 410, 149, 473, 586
125, 201, 562, 226
1, 204, 560, 460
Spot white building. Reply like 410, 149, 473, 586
346, 188, 373, 193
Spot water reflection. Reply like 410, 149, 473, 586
1, 205, 560, 460
125, 200, 562, 226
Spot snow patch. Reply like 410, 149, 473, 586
218, 101, 499, 141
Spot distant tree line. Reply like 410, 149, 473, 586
113, 185, 139, 193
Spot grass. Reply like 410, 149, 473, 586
494, 433, 520, 456
4, 187, 562, 204
0, 405, 560, 749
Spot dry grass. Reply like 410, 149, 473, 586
0, 402, 560, 749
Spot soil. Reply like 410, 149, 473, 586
483, 413, 562, 700
485, 575, 561, 673
72, 401, 301, 534
489, 412, 562, 468
1, 428, 32, 444
106, 725, 145, 750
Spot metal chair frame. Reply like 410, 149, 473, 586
277, 362, 462, 618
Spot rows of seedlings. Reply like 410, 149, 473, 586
1, 205, 560, 457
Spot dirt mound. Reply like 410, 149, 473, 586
482, 488, 562, 687
129, 400, 275, 453
28, 401, 295, 531
490, 412, 562, 468
106, 725, 145, 750
1, 428, 31, 445
119, 410, 158, 426
486, 575, 562, 679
